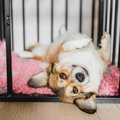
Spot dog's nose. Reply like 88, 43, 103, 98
75, 72, 85, 82
73, 86, 78, 94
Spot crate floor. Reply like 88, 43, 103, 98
0, 102, 120, 120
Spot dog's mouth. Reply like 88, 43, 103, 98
73, 92, 95, 99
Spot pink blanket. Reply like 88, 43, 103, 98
98, 65, 120, 96
0, 41, 120, 96
0, 41, 54, 95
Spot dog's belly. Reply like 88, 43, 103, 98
59, 44, 106, 70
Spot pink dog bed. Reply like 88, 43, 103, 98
98, 65, 120, 96
0, 41, 120, 96
0, 41, 54, 95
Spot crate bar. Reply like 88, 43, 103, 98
102, 0, 106, 32
110, 0, 115, 61
91, 0, 95, 39
105, 0, 108, 31
106, 0, 110, 32
10, 0, 14, 50
98, 0, 104, 45
37, 0, 40, 42
0, 0, 2, 39
109, 0, 113, 34
65, 0, 68, 30
22, 0, 25, 49
119, 31, 120, 96
79, 0, 82, 33
96, 97, 120, 103
118, 5, 120, 67
0, 95, 120, 103
115, 0, 120, 65
4, 0, 13, 95
51, 0, 54, 42
0, 0, 5, 40
0, 95, 59, 102
112, 0, 118, 64
0, 0, 3, 39
118, 32, 120, 67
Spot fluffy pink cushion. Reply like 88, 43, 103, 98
0, 41, 120, 96
98, 65, 120, 96
0, 41, 54, 95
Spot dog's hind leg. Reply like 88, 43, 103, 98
27, 71, 48, 88
18, 44, 50, 62
98, 32, 111, 64
18, 51, 34, 59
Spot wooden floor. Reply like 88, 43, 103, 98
0, 102, 120, 120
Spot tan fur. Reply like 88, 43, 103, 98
26, 44, 40, 51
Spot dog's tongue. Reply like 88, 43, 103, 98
74, 95, 97, 114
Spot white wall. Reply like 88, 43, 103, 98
11, 0, 99, 52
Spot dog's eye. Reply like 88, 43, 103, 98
75, 72, 85, 82
59, 73, 68, 79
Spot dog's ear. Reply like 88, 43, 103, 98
74, 94, 97, 114
98, 32, 111, 65
27, 71, 48, 88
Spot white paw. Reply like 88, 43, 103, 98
99, 32, 111, 63
18, 51, 33, 59
100, 32, 110, 49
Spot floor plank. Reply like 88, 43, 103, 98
116, 104, 120, 108
30, 102, 99, 120
0, 102, 120, 120
0, 102, 6, 110
0, 102, 19, 120
13, 102, 34, 120
97, 103, 120, 120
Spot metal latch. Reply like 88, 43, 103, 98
6, 15, 10, 26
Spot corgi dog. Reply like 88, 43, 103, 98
19, 31, 111, 114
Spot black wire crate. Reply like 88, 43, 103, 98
0, 0, 120, 102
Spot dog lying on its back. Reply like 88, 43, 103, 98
19, 31, 111, 114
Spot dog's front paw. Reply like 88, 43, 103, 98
99, 32, 111, 64
100, 32, 110, 49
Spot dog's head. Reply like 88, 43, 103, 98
49, 33, 110, 114
49, 63, 98, 113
